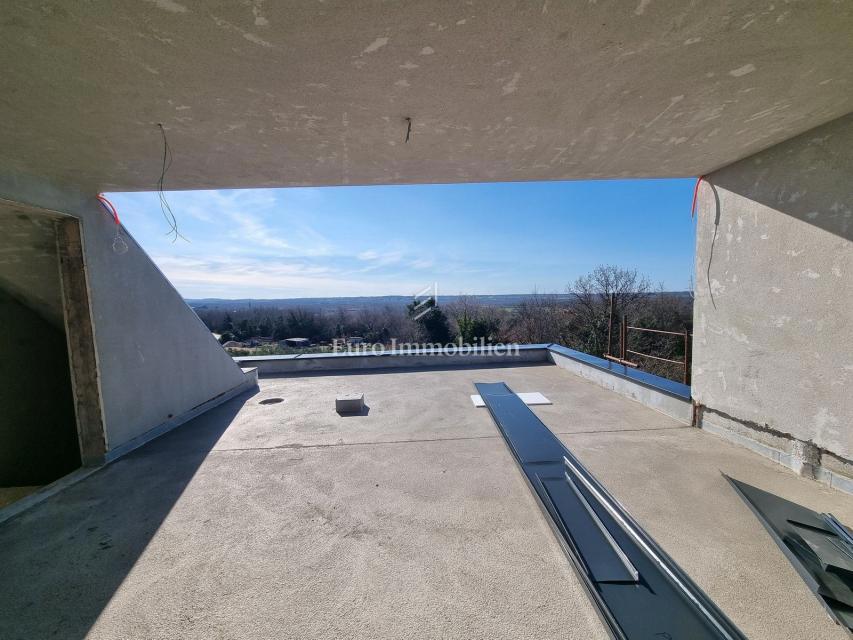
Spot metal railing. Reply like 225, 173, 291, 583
603, 295, 692, 385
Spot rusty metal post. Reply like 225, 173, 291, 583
683, 328, 692, 386
620, 314, 628, 361
606, 293, 614, 357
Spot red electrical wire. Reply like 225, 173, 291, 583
96, 194, 120, 226
690, 176, 704, 218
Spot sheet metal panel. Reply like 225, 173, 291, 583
476, 381, 746, 640
726, 476, 853, 634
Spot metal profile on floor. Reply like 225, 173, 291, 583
725, 475, 853, 635
475, 382, 746, 640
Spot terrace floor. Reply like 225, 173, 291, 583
1, 362, 851, 639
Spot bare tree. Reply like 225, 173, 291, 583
566, 265, 651, 357
503, 292, 566, 344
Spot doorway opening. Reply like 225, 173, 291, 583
0, 205, 102, 508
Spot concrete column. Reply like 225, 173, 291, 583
692, 113, 853, 472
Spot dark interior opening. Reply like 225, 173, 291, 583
0, 211, 81, 507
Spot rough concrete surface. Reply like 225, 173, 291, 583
562, 428, 853, 640
693, 113, 853, 461
0, 486, 40, 509
1, 364, 850, 639
0, 209, 65, 326
1, 2, 852, 191
214, 364, 688, 453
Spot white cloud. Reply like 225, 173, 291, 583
355, 248, 404, 271
227, 210, 293, 251
153, 254, 427, 299
107, 186, 538, 298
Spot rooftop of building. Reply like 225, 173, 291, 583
2, 361, 850, 639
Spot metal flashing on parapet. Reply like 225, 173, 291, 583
475, 382, 746, 640
725, 475, 853, 635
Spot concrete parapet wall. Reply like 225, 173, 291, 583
104, 368, 258, 463
235, 347, 550, 375
546, 346, 692, 424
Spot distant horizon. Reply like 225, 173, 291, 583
188, 293, 572, 301
186, 293, 574, 311
187, 291, 691, 301
109, 179, 697, 299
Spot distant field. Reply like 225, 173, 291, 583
191, 293, 595, 313
187, 293, 691, 313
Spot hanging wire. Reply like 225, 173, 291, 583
690, 175, 705, 218
688, 175, 720, 309
96, 193, 120, 225
97, 193, 128, 254
157, 123, 188, 243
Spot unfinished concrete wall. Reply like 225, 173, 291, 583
693, 113, 853, 484
0, 174, 254, 455
0, 211, 65, 326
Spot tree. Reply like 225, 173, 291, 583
407, 297, 453, 344
448, 295, 502, 344
285, 308, 326, 341
566, 265, 651, 357
272, 315, 288, 340
234, 318, 252, 341
504, 292, 566, 344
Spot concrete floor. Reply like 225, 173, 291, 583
0, 486, 40, 508
1, 363, 851, 639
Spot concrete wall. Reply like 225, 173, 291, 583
693, 113, 853, 477
235, 347, 549, 375
547, 348, 691, 424
0, 174, 254, 454
0, 212, 65, 327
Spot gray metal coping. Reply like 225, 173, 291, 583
545, 344, 691, 401
234, 343, 550, 361
234, 343, 691, 401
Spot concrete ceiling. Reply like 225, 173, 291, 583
0, 203, 65, 327
1, 1, 852, 192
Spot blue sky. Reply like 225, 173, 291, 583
108, 179, 696, 299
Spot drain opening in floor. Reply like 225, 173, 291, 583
259, 398, 284, 405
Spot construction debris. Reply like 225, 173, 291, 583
335, 393, 364, 414
726, 475, 853, 634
